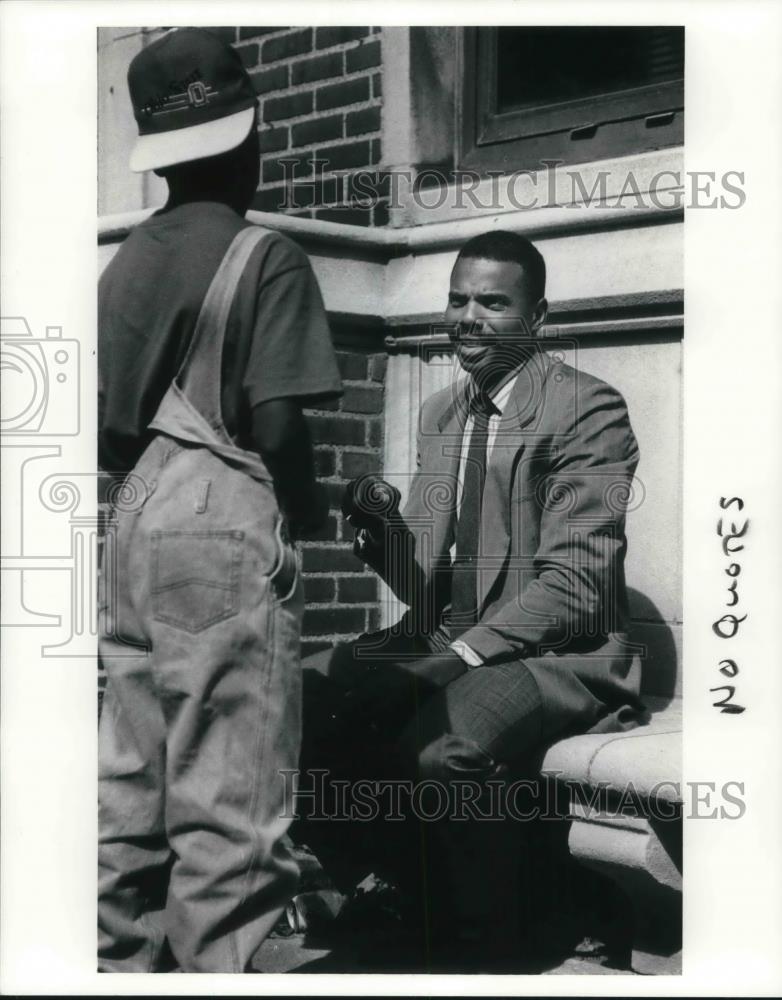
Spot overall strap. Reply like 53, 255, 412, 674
176, 224, 274, 433
146, 224, 277, 484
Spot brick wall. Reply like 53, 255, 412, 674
218, 25, 387, 226
300, 348, 387, 656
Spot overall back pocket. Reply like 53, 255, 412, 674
151, 530, 244, 633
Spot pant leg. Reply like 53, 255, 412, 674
295, 629, 429, 893
140, 447, 304, 972
395, 660, 547, 960
98, 479, 173, 973
98, 671, 172, 971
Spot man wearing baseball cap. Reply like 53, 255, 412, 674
98, 27, 342, 973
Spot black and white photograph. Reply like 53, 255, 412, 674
1, 2, 781, 995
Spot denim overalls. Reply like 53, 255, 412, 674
98, 226, 304, 972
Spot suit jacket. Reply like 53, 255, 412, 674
361, 346, 644, 739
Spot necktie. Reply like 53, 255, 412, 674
449, 391, 495, 639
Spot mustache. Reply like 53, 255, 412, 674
444, 318, 532, 343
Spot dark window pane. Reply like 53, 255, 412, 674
496, 27, 684, 115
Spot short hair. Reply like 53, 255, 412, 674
457, 230, 546, 301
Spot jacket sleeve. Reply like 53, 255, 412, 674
460, 380, 640, 663
351, 399, 438, 610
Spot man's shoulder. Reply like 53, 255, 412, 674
246, 224, 310, 267
540, 356, 637, 459
418, 378, 468, 431
545, 356, 630, 413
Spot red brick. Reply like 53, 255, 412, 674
263, 90, 313, 122
262, 152, 313, 185
304, 514, 339, 542
308, 396, 341, 413
262, 28, 312, 62
251, 186, 288, 213
309, 415, 366, 446
346, 106, 381, 137
369, 354, 387, 382
342, 451, 382, 479
315, 205, 372, 227
371, 138, 381, 164
292, 114, 343, 148
368, 606, 383, 631
324, 481, 349, 508
315, 26, 369, 50
303, 607, 366, 636
316, 77, 369, 111
237, 43, 260, 69
251, 64, 289, 94
239, 27, 284, 41
342, 385, 383, 414
372, 72, 382, 98
286, 176, 340, 209
292, 51, 344, 85
301, 545, 361, 574
337, 576, 379, 605
337, 352, 368, 380
303, 576, 337, 604
258, 125, 289, 153
346, 39, 381, 72
318, 139, 370, 173
368, 418, 383, 448
315, 448, 337, 477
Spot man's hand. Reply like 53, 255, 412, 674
341, 475, 402, 541
342, 650, 468, 726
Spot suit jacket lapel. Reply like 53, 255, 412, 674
420, 378, 468, 566
478, 348, 552, 608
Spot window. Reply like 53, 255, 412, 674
459, 26, 684, 173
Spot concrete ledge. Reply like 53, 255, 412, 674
98, 199, 682, 254
541, 699, 682, 803
569, 811, 682, 893
568, 810, 682, 974
541, 696, 682, 974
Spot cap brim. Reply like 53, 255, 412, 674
129, 106, 255, 173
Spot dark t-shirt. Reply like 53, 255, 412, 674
98, 201, 342, 472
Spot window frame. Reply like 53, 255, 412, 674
458, 27, 684, 174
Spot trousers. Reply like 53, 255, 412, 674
98, 435, 304, 972
295, 626, 558, 962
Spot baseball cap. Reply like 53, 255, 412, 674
127, 28, 258, 173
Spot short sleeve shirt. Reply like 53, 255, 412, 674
98, 201, 342, 472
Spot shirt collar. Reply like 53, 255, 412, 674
467, 362, 524, 418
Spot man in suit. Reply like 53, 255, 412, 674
297, 230, 642, 969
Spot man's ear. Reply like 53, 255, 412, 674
531, 297, 548, 334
